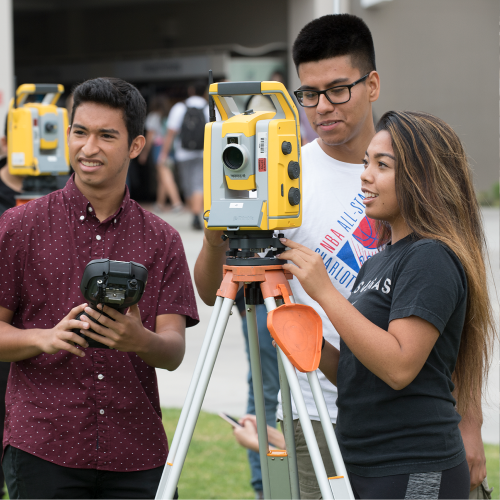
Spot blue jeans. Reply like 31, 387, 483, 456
241, 304, 280, 493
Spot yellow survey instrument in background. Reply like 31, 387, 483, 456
7, 83, 69, 177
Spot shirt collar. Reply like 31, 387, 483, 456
63, 174, 130, 224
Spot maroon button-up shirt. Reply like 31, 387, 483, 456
0, 176, 199, 471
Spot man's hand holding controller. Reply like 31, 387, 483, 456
34, 303, 91, 357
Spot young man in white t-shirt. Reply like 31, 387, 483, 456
194, 14, 488, 500
276, 15, 381, 498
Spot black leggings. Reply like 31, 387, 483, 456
348, 459, 470, 499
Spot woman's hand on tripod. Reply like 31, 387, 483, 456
278, 238, 335, 304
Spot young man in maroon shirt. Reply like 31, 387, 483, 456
0, 77, 198, 499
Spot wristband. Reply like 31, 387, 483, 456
321, 337, 326, 351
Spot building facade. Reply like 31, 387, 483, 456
1, 0, 498, 191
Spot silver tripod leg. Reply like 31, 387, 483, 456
155, 296, 234, 500
265, 297, 301, 499
264, 296, 333, 500
166, 296, 223, 464
245, 301, 272, 499
307, 372, 354, 499
278, 349, 334, 499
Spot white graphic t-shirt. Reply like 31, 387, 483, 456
277, 139, 380, 422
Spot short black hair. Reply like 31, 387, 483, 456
293, 14, 376, 75
71, 77, 146, 147
191, 80, 207, 97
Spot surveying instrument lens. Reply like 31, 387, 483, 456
222, 145, 245, 170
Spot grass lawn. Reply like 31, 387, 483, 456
164, 408, 500, 499
2, 410, 498, 498
162, 408, 254, 499
485, 443, 499, 498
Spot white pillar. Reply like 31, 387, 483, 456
0, 0, 14, 140
287, 0, 350, 89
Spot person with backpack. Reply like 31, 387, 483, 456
157, 81, 208, 230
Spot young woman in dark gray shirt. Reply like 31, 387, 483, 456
280, 111, 495, 499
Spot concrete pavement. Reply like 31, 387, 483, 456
153, 209, 248, 418
480, 207, 499, 445
152, 206, 499, 445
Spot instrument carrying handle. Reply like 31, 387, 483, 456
210, 81, 296, 121
216, 81, 262, 96
16, 84, 64, 107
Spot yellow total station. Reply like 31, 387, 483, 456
203, 81, 302, 232
7, 84, 70, 176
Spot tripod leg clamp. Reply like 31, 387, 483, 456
216, 269, 239, 300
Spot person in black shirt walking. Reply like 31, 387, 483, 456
279, 111, 495, 499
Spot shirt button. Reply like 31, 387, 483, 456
79, 215, 85, 221
113, 219, 117, 223
99, 409, 105, 415
96, 235, 102, 241
88, 206, 93, 212
98, 374, 104, 380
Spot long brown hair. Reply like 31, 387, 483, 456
375, 110, 495, 417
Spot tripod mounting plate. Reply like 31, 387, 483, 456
224, 230, 286, 265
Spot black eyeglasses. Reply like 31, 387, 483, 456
294, 74, 370, 107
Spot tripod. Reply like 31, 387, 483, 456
155, 234, 354, 499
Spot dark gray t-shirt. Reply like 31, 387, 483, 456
336, 235, 467, 477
